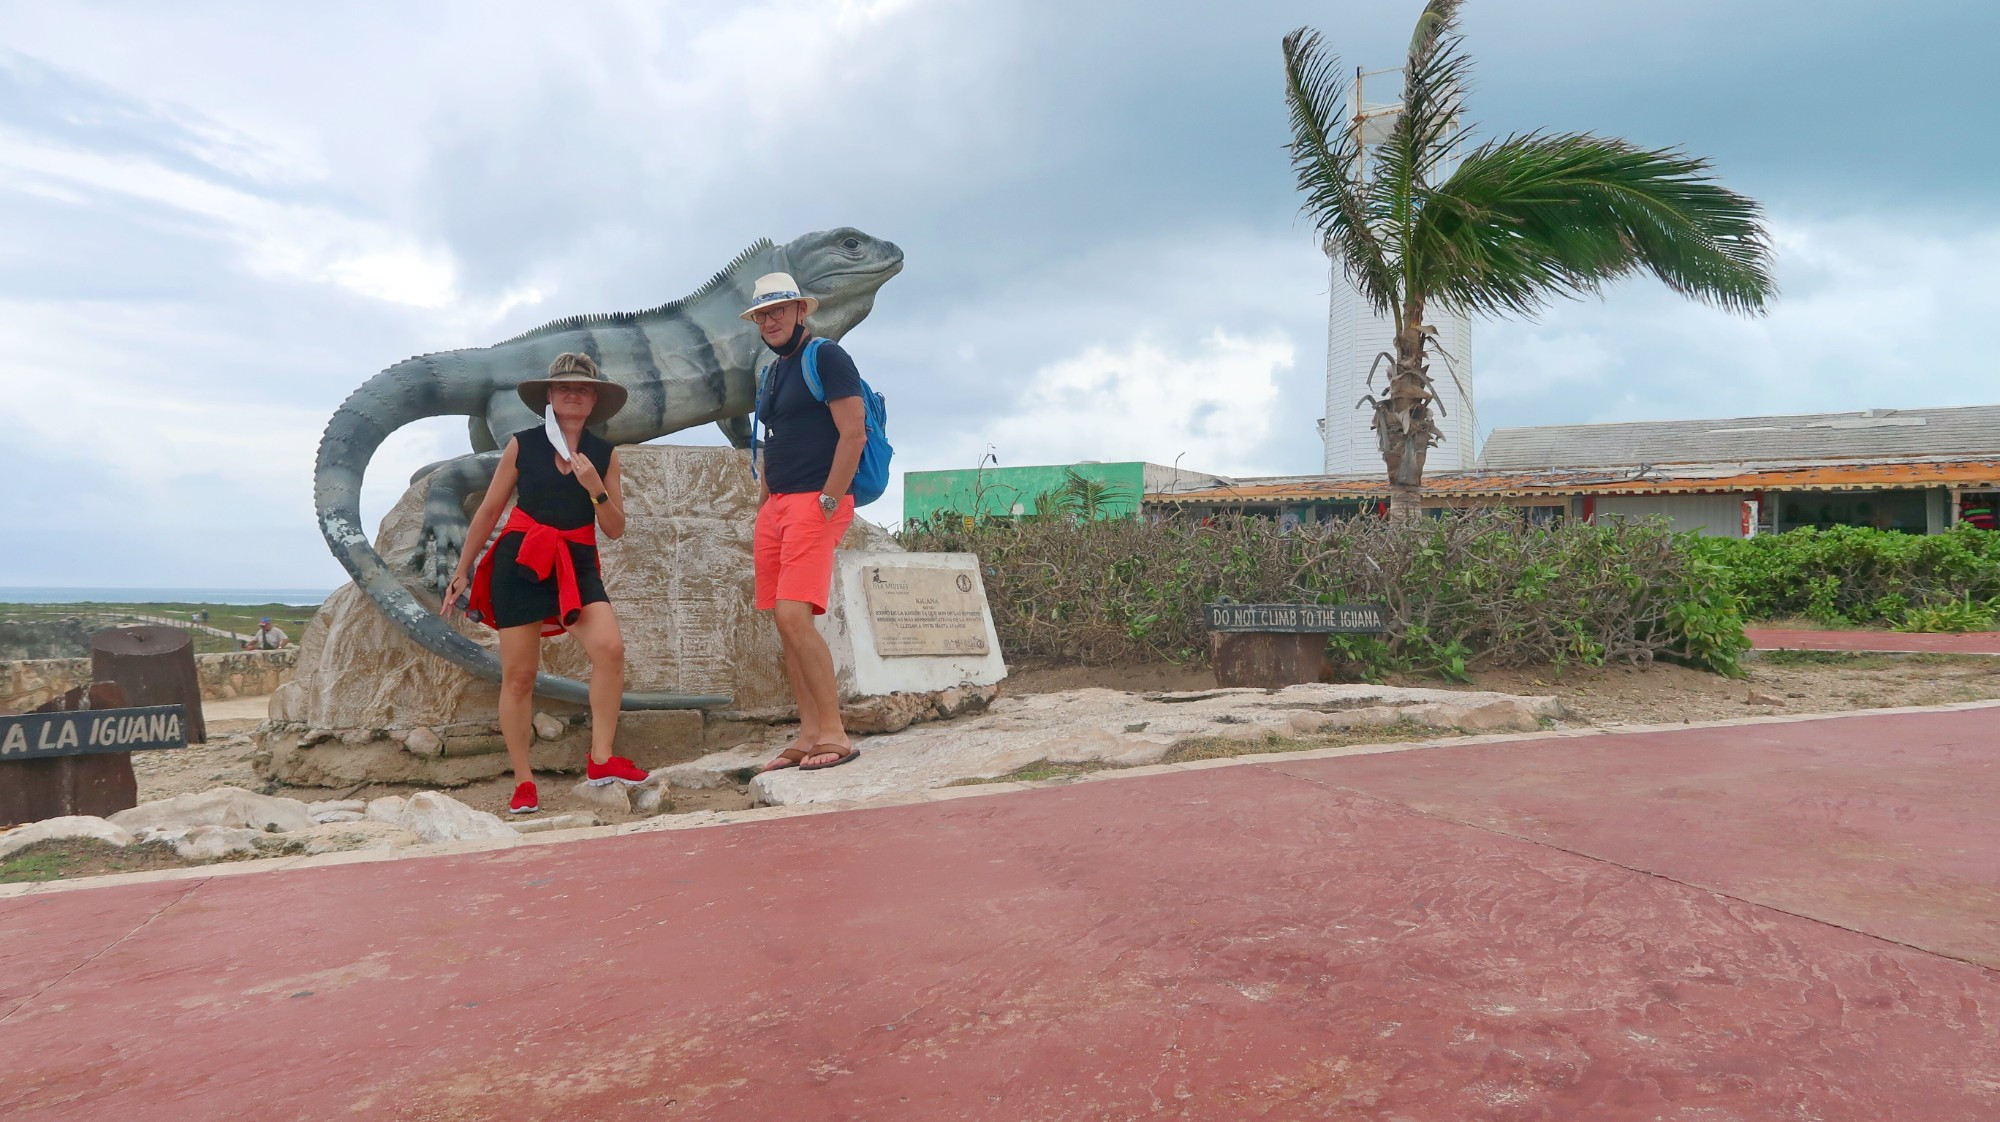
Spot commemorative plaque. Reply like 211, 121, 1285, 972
862, 564, 992, 658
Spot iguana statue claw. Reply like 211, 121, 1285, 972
314, 228, 903, 710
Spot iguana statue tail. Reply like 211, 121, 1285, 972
312, 227, 904, 710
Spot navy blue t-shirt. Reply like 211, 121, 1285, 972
759, 339, 862, 494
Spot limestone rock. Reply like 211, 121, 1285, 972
285, 820, 422, 854
610, 710, 705, 769
1746, 690, 1785, 707
753, 683, 1564, 808
532, 712, 566, 741
653, 747, 767, 790
262, 445, 898, 788
508, 813, 599, 835
311, 810, 366, 824
1434, 699, 1547, 733
0, 816, 134, 860
109, 787, 314, 835
570, 780, 641, 814
307, 799, 366, 817
363, 792, 517, 844
402, 727, 442, 756
153, 825, 263, 861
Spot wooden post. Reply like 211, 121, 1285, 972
0, 683, 137, 827
1202, 602, 1388, 690
91, 626, 206, 744
1211, 632, 1333, 690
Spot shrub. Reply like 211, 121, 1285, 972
899, 510, 1748, 677
1692, 525, 2000, 630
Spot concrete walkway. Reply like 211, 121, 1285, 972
2, 706, 1996, 1120
1749, 625, 2000, 655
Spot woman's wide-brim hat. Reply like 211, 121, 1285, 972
517, 353, 628, 426
739, 271, 819, 321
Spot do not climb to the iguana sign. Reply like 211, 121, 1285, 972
0, 705, 190, 761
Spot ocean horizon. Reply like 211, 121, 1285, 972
0, 587, 336, 606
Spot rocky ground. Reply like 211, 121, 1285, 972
1008, 650, 2000, 726
8, 650, 1996, 883
122, 650, 2000, 818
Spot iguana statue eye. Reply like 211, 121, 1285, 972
843, 237, 860, 250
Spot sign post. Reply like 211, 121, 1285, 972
1203, 601, 1390, 689
0, 693, 190, 827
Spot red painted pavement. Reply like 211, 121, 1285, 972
1271, 706, 2000, 970
2, 710, 1998, 1120
1749, 626, 2000, 654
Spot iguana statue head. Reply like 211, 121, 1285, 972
779, 227, 904, 340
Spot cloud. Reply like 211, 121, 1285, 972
0, 0, 1992, 589
984, 330, 1293, 477
1476, 214, 2000, 436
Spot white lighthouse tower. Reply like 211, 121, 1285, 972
1319, 67, 1476, 475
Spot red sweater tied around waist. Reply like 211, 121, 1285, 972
468, 507, 598, 636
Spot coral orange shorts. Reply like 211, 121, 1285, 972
754, 492, 855, 614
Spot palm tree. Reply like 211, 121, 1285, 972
1283, 1, 1777, 518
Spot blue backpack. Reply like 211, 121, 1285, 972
751, 337, 893, 507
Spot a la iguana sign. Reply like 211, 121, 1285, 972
0, 705, 189, 761
1204, 603, 1388, 634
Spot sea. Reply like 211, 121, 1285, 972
0, 588, 336, 606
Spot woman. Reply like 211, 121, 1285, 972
443, 352, 648, 813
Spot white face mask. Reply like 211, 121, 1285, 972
544, 406, 572, 463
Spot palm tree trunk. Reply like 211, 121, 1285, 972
1377, 311, 1434, 522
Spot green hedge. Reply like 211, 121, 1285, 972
1691, 524, 2000, 631
900, 511, 1749, 677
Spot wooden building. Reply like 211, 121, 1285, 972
1149, 404, 2000, 537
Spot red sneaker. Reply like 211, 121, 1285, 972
509, 781, 539, 814
584, 755, 649, 787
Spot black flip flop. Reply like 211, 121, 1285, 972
799, 745, 860, 772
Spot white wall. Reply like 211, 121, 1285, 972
1321, 268, 1476, 475
1593, 494, 1748, 538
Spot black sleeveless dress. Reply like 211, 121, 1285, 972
488, 425, 613, 629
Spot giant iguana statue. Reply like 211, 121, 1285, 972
314, 227, 904, 710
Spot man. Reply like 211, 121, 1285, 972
245, 618, 289, 650
744, 272, 868, 773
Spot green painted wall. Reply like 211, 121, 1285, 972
903, 462, 1147, 524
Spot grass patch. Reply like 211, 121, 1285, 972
1756, 650, 1990, 670
949, 760, 1114, 786
1164, 719, 1457, 764
0, 838, 191, 883
0, 600, 321, 654
952, 719, 1465, 788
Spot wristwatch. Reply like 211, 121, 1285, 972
819, 493, 839, 514
592, 491, 609, 506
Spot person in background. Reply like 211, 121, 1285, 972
245, 618, 288, 650
1962, 493, 1997, 531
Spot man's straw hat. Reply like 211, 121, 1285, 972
516, 352, 628, 425
738, 272, 819, 321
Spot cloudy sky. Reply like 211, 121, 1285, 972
2, 0, 1994, 591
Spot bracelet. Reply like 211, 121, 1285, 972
592, 491, 609, 506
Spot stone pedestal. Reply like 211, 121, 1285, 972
258, 445, 896, 787
814, 551, 1008, 731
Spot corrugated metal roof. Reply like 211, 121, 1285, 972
1480, 404, 2000, 470
1148, 458, 2000, 504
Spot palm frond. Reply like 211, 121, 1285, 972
1411, 133, 1777, 319
1282, 27, 1397, 316
1394, 0, 1473, 190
